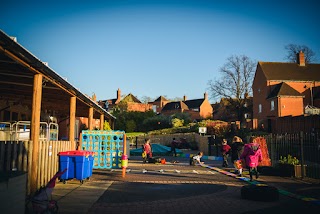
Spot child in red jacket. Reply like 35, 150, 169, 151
221, 139, 231, 167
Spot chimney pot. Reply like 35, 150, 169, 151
204, 92, 208, 100
297, 51, 305, 66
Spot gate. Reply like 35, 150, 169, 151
81, 130, 125, 169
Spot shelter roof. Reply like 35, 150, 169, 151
0, 30, 115, 120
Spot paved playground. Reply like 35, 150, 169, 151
51, 155, 320, 214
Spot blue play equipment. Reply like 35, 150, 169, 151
81, 130, 125, 169
130, 143, 183, 156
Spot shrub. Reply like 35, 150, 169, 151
279, 155, 300, 165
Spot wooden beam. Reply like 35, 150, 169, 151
88, 107, 93, 130
100, 114, 104, 130
30, 74, 42, 193
69, 96, 76, 149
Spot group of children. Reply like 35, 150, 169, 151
221, 136, 262, 181
142, 136, 262, 181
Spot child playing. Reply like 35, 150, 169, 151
142, 138, 152, 163
240, 136, 263, 181
190, 152, 204, 166
221, 139, 231, 167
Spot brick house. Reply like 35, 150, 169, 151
148, 96, 170, 114
161, 93, 213, 120
252, 51, 320, 132
98, 88, 152, 112
212, 96, 253, 122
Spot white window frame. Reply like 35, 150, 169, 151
271, 100, 275, 111
258, 104, 262, 113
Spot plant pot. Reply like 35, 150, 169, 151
294, 164, 307, 178
278, 163, 294, 177
277, 164, 307, 177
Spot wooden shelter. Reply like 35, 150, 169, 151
0, 30, 116, 194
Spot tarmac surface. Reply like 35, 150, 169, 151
49, 154, 320, 214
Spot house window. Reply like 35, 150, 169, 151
3, 110, 10, 121
271, 100, 275, 111
258, 104, 262, 113
12, 112, 18, 121
152, 105, 157, 113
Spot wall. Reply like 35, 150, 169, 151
200, 100, 213, 119
273, 115, 320, 133
127, 102, 153, 112
134, 133, 211, 156
0, 172, 27, 214
252, 64, 267, 124
278, 97, 304, 117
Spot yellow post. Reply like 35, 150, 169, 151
122, 134, 127, 178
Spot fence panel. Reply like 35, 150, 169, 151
265, 132, 320, 179
0, 140, 72, 194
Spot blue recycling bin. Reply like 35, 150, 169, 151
59, 150, 94, 184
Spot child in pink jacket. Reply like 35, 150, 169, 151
240, 136, 262, 181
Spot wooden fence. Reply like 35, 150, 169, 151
0, 140, 72, 194
272, 115, 320, 134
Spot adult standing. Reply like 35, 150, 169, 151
171, 138, 177, 157
240, 136, 262, 181
231, 136, 245, 175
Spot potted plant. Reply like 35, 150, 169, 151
278, 155, 306, 177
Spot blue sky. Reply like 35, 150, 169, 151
1, 0, 319, 102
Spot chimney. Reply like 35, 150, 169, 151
92, 93, 96, 102
204, 92, 208, 100
297, 51, 305, 66
116, 88, 121, 103
183, 95, 187, 101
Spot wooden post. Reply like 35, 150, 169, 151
88, 107, 93, 130
100, 114, 104, 130
69, 96, 76, 150
109, 118, 115, 130
30, 74, 43, 193
79, 132, 83, 150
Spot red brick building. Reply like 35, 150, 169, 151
161, 93, 213, 120
252, 51, 320, 132
98, 88, 152, 113
148, 96, 170, 114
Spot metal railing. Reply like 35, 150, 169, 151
262, 132, 320, 179
0, 121, 59, 141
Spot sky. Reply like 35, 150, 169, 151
1, 0, 319, 103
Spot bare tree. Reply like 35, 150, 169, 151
140, 96, 154, 103
208, 55, 256, 121
284, 44, 316, 63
